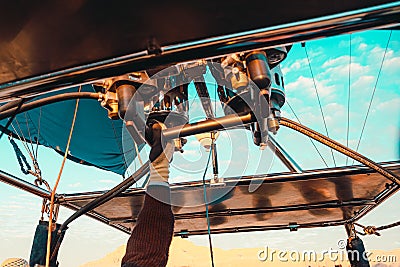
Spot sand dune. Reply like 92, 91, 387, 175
80, 238, 399, 267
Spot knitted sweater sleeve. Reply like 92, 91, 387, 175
121, 185, 175, 267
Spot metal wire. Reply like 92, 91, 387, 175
286, 100, 328, 168
280, 117, 400, 185
14, 119, 31, 153
202, 144, 215, 267
304, 44, 336, 167
352, 30, 392, 164
35, 107, 42, 160
0, 98, 24, 141
10, 122, 35, 163
24, 112, 35, 154
346, 34, 352, 165
9, 122, 37, 179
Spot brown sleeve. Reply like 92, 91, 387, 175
121, 185, 174, 267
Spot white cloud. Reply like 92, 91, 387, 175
321, 62, 370, 78
307, 46, 324, 58
188, 140, 200, 147
358, 43, 367, 50
68, 182, 81, 188
324, 102, 346, 116
282, 58, 308, 74
352, 75, 375, 90
376, 98, 400, 113
322, 55, 351, 68
383, 55, 400, 73
99, 179, 117, 184
338, 35, 365, 49
338, 39, 349, 48
181, 149, 201, 157
367, 46, 396, 65
285, 75, 336, 99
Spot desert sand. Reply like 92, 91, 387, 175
80, 238, 400, 267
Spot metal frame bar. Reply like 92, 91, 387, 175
61, 202, 131, 234
55, 162, 399, 236
22, 161, 396, 236
59, 161, 399, 202
56, 161, 150, 232
268, 134, 303, 173
175, 220, 348, 237
1, 2, 399, 101
349, 183, 399, 223
108, 199, 375, 223
0, 170, 51, 199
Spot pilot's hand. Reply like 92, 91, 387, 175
145, 121, 174, 183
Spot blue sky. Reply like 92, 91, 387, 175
0, 29, 399, 266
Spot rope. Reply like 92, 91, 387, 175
304, 43, 336, 167
10, 118, 43, 180
354, 220, 400, 236
3, 99, 43, 180
377, 220, 400, 231
9, 137, 32, 174
45, 88, 81, 267
352, 30, 392, 164
202, 142, 215, 267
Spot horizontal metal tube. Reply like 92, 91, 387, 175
174, 220, 347, 237
1, 3, 399, 101
0, 92, 101, 120
0, 170, 51, 199
163, 113, 254, 140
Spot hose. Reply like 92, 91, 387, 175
0, 92, 101, 120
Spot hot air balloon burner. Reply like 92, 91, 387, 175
98, 73, 158, 120
265, 46, 288, 68
268, 65, 286, 134
210, 50, 287, 147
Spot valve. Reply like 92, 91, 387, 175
246, 51, 272, 148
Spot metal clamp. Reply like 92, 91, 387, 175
35, 179, 59, 222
